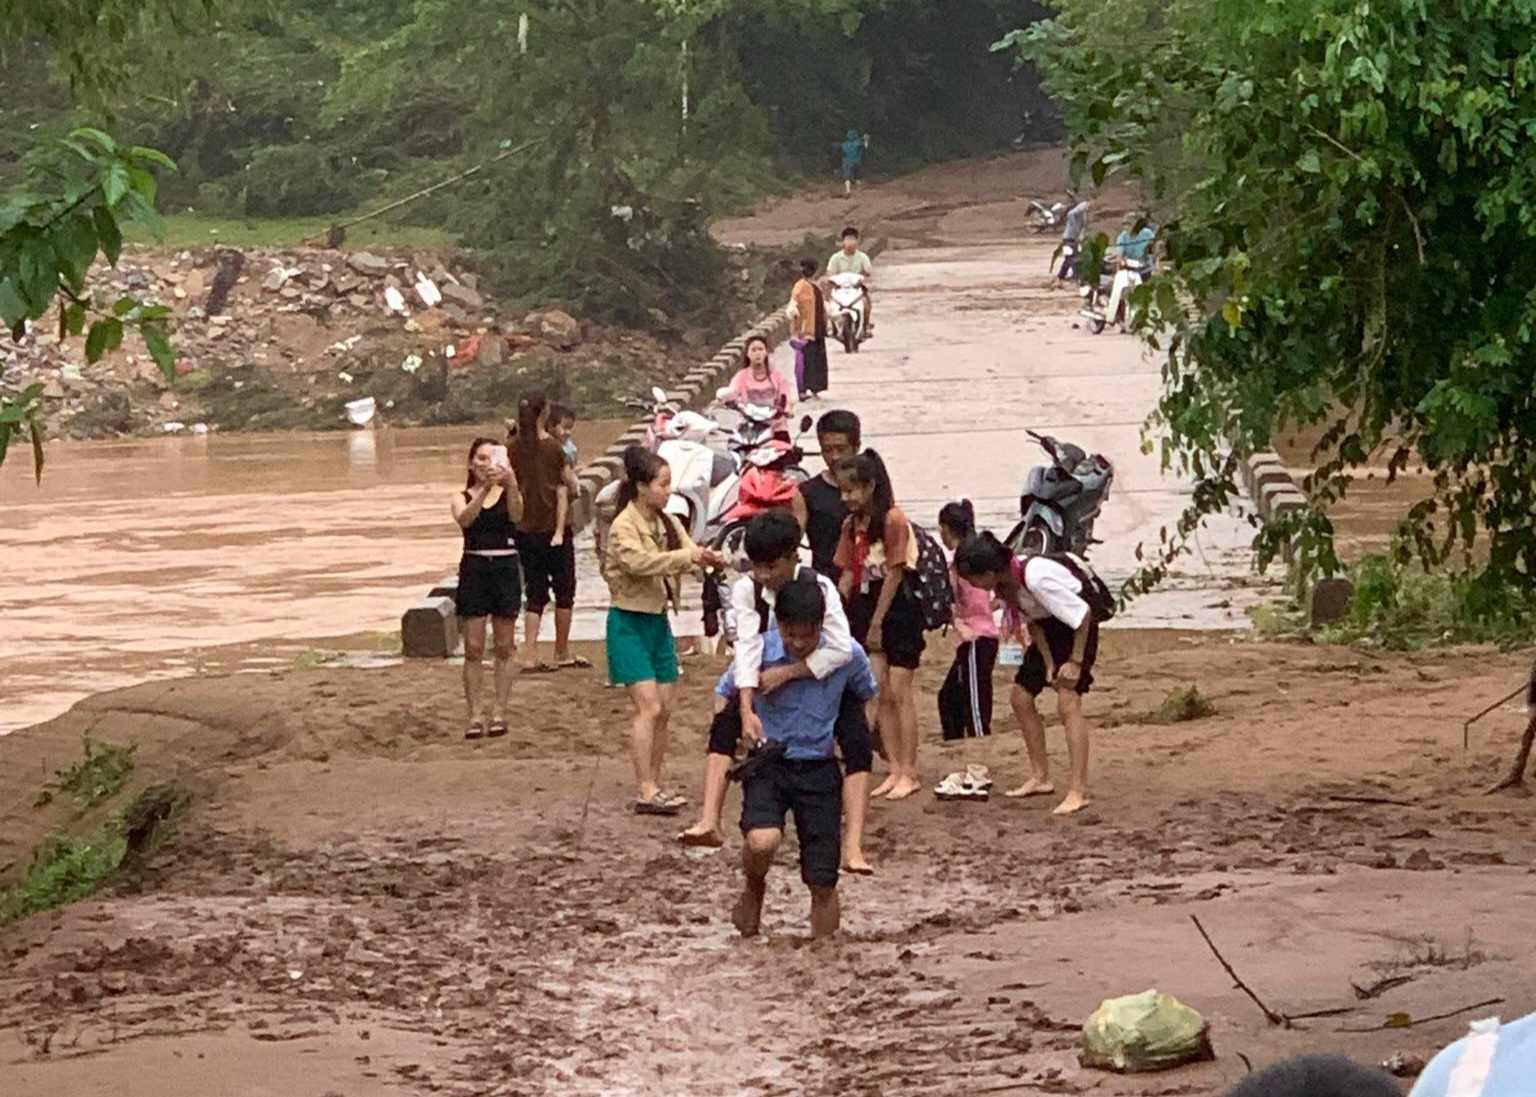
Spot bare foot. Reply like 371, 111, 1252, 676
870, 774, 898, 798
1005, 778, 1056, 799
842, 851, 875, 876
1052, 791, 1091, 815
676, 825, 725, 848
885, 776, 922, 801
732, 887, 763, 937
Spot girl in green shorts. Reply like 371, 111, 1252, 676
603, 446, 725, 815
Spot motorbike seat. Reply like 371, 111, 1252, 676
710, 451, 735, 487
1034, 476, 1083, 503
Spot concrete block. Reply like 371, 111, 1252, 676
1265, 486, 1308, 518
1252, 463, 1293, 497
1310, 577, 1354, 627
570, 490, 594, 532
427, 574, 458, 603
592, 454, 624, 473
402, 596, 459, 658
1242, 453, 1284, 493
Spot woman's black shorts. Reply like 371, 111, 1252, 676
457, 554, 523, 619
847, 584, 925, 670
1016, 615, 1099, 696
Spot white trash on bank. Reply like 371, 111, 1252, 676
345, 396, 377, 428
414, 275, 441, 308
1080, 989, 1215, 1073
384, 286, 407, 313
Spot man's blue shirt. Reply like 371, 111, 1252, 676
716, 635, 877, 760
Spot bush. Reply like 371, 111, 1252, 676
1148, 685, 1217, 724
240, 144, 357, 218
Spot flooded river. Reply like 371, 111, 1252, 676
0, 422, 625, 734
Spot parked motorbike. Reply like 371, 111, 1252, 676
1005, 429, 1114, 557
1028, 198, 1067, 234
826, 272, 867, 354
1080, 256, 1148, 335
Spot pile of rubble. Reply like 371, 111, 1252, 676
0, 244, 589, 437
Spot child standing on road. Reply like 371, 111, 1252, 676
835, 451, 924, 801
954, 533, 1102, 816
551, 402, 579, 470
936, 500, 999, 740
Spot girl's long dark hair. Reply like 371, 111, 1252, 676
464, 436, 499, 490
939, 499, 976, 539
615, 445, 682, 549
513, 393, 548, 458
837, 449, 895, 544
953, 532, 1013, 582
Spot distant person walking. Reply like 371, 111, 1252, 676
510, 394, 583, 672
452, 437, 524, 740
839, 128, 868, 196
786, 259, 830, 400
603, 446, 726, 814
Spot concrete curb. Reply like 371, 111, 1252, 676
1237, 448, 1352, 624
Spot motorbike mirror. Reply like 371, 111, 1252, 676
799, 415, 813, 433
652, 385, 669, 405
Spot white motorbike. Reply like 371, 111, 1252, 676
1080, 256, 1148, 335
826, 272, 868, 354
1028, 198, 1067, 234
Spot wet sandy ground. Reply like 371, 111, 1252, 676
3, 634, 1535, 1096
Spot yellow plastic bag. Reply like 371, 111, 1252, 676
1080, 989, 1216, 1073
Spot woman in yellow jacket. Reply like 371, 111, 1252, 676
604, 446, 726, 814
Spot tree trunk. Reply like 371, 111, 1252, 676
1488, 718, 1536, 794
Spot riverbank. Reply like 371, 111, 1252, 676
4, 632, 1534, 1095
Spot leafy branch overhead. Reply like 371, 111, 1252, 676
1, 130, 179, 478
1006, 0, 1536, 616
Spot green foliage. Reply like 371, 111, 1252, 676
0, 828, 127, 926
1009, 0, 1536, 622
1320, 554, 1536, 651
1148, 684, 1216, 724
32, 735, 138, 812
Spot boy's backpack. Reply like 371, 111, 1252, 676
905, 523, 955, 631
1025, 552, 1118, 623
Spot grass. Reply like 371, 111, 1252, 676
0, 829, 127, 926
1146, 685, 1218, 725
1250, 553, 1536, 651
1369, 930, 1488, 976
32, 735, 137, 812
125, 212, 456, 251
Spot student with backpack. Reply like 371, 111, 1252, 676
834, 451, 928, 801
675, 509, 875, 875
954, 533, 1115, 816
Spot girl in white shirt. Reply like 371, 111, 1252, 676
954, 532, 1101, 816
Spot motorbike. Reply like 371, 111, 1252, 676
1080, 256, 1148, 335
826, 272, 868, 354
1005, 429, 1114, 557
1027, 198, 1067, 234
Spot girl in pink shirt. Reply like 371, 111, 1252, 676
726, 335, 795, 433
937, 500, 999, 738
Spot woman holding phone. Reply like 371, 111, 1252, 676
452, 437, 524, 740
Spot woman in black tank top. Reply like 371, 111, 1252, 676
452, 437, 525, 740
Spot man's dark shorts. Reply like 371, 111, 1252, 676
740, 756, 843, 888
516, 529, 577, 614
706, 691, 872, 774
1016, 616, 1099, 697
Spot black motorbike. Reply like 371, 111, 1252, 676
1005, 430, 1114, 556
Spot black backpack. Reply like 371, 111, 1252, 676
1027, 552, 1118, 622
905, 523, 955, 631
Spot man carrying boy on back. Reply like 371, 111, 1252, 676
676, 509, 874, 874
726, 576, 877, 938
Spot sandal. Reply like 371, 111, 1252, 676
556, 656, 592, 669
521, 662, 559, 675
634, 792, 684, 816
464, 720, 485, 740
486, 718, 508, 738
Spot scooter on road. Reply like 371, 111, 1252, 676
1005, 429, 1114, 558
826, 272, 868, 354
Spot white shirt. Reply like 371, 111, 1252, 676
1014, 556, 1092, 629
730, 568, 852, 689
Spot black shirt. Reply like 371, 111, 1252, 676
799, 475, 846, 581
462, 490, 518, 553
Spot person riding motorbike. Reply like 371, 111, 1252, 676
825, 226, 873, 339
1112, 214, 1156, 268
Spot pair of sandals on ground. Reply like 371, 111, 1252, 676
520, 654, 592, 675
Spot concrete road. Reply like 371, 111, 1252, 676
556, 240, 1272, 647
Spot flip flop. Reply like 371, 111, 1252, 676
634, 792, 683, 816
521, 662, 559, 675
676, 829, 725, 848
464, 720, 485, 740
486, 718, 508, 739
556, 656, 592, 669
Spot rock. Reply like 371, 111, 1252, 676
280, 286, 302, 300
173, 287, 187, 300
1310, 578, 1354, 627
531, 309, 582, 348
210, 314, 233, 327
1404, 848, 1444, 871
263, 269, 290, 292
476, 336, 504, 366
347, 252, 391, 278
441, 304, 473, 329
42, 379, 65, 399
348, 294, 372, 309
332, 275, 362, 296
439, 282, 484, 311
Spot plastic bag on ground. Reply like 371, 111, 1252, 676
1080, 989, 1215, 1073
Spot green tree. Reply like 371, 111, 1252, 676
1, 1, 206, 481
1006, 0, 1536, 619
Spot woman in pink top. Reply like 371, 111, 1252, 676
726, 335, 794, 433
937, 501, 999, 738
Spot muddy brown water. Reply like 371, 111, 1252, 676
0, 420, 627, 734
